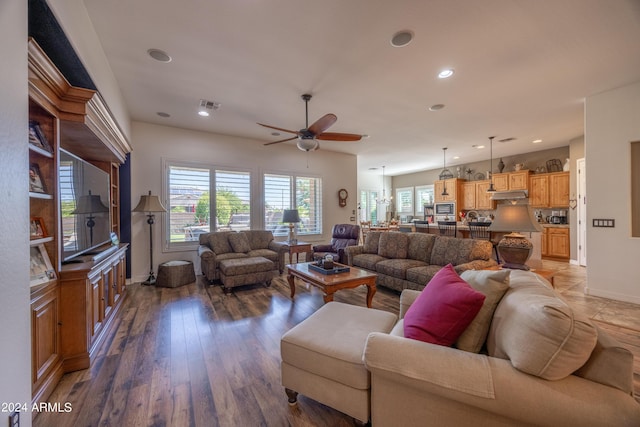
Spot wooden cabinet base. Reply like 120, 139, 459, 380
59, 244, 128, 373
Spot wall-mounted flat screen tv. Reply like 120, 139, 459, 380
59, 148, 111, 262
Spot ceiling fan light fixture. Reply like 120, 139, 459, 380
429, 104, 445, 111
390, 30, 414, 47
297, 139, 319, 152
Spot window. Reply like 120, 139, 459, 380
415, 185, 434, 216
165, 161, 251, 248
264, 173, 322, 236
395, 187, 413, 214
359, 190, 378, 224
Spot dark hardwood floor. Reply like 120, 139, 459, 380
35, 263, 640, 426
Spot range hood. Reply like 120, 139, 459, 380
490, 190, 528, 200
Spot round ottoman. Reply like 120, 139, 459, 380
156, 260, 196, 288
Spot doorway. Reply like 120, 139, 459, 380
577, 158, 587, 266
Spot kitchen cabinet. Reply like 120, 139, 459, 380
541, 226, 570, 259
529, 171, 569, 208
434, 178, 463, 203
461, 180, 495, 210
549, 172, 570, 207
492, 170, 530, 192
546, 227, 570, 259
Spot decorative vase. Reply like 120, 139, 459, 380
563, 158, 570, 171
497, 158, 505, 173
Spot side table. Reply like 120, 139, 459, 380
280, 241, 313, 271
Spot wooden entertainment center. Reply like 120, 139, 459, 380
28, 39, 132, 404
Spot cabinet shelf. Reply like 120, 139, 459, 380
29, 144, 54, 158
30, 236, 54, 246
29, 192, 53, 200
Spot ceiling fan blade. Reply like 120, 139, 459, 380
257, 123, 300, 135
263, 136, 298, 146
316, 132, 363, 142
307, 113, 337, 136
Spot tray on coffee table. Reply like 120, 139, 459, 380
308, 263, 350, 275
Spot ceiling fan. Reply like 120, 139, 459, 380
258, 94, 363, 151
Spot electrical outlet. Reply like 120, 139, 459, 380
9, 411, 19, 427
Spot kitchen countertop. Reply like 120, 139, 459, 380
539, 223, 570, 228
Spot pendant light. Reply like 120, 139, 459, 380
487, 136, 496, 192
376, 165, 393, 205
439, 148, 453, 196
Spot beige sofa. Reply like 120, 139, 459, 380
363, 270, 640, 426
281, 269, 639, 425
197, 230, 285, 282
344, 231, 497, 292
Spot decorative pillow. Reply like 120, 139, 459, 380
207, 232, 233, 254
456, 269, 511, 353
228, 232, 251, 253
403, 264, 486, 346
363, 232, 382, 254
486, 270, 598, 380
378, 232, 409, 259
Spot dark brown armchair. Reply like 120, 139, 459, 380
312, 224, 361, 264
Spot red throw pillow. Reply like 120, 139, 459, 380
404, 264, 486, 346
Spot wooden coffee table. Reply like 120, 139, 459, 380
286, 262, 378, 308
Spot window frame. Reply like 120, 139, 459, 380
263, 171, 323, 238
162, 159, 252, 251
395, 186, 414, 214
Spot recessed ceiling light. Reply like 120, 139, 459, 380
453, 156, 460, 160
472, 144, 485, 149
390, 30, 414, 47
368, 167, 378, 170
499, 137, 517, 143
156, 112, 170, 118
429, 104, 445, 111
271, 132, 281, 136
362, 134, 370, 139
147, 48, 172, 63
532, 139, 542, 143
198, 110, 210, 117
438, 69, 454, 79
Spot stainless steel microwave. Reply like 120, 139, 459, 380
435, 202, 456, 216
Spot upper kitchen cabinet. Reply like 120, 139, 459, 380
492, 170, 530, 192
529, 171, 569, 208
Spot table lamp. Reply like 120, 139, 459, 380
282, 209, 301, 244
488, 202, 541, 270
133, 191, 167, 285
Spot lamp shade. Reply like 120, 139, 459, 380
282, 209, 301, 223
72, 190, 109, 214
133, 191, 167, 213
488, 204, 541, 233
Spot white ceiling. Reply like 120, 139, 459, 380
83, 0, 640, 176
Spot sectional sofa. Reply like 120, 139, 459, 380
344, 231, 497, 291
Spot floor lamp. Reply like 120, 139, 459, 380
72, 190, 109, 247
133, 191, 167, 285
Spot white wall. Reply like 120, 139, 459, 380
585, 80, 640, 303
0, 1, 32, 425
130, 121, 357, 282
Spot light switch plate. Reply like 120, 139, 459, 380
592, 219, 615, 227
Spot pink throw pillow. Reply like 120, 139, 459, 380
404, 264, 486, 346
